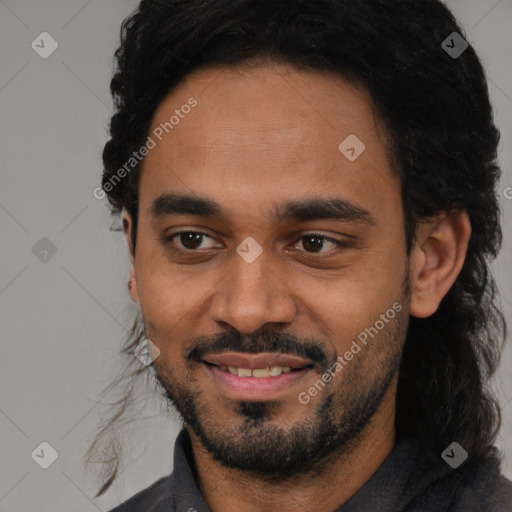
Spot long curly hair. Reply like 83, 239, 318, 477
86, 0, 507, 497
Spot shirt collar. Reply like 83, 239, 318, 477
170, 428, 423, 512
334, 438, 422, 512
171, 428, 213, 512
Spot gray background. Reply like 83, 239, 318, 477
0, 0, 511, 510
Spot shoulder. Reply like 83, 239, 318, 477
108, 474, 174, 512
452, 460, 512, 511
450, 460, 512, 511
406, 448, 512, 511
494, 475, 512, 509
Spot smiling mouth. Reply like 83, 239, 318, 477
201, 353, 316, 399
203, 361, 314, 378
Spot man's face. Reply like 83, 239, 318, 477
127, 61, 411, 478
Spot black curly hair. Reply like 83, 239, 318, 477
86, 0, 507, 497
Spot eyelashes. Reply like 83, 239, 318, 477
163, 230, 351, 255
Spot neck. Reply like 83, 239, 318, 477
187, 381, 397, 512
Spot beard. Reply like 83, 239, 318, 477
150, 286, 409, 482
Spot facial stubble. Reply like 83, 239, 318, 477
149, 278, 410, 482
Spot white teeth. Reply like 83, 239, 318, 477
220, 366, 294, 377
269, 366, 282, 376
252, 367, 271, 377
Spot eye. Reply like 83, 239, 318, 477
292, 233, 346, 254
165, 231, 220, 251
163, 231, 349, 255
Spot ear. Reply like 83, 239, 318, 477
122, 209, 140, 305
409, 210, 471, 318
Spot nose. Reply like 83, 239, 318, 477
209, 249, 297, 334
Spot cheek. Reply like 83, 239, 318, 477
139, 281, 199, 330
299, 248, 405, 303
135, 236, 197, 307
134, 263, 195, 333
290, 258, 406, 349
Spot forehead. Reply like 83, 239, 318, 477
138, 61, 400, 226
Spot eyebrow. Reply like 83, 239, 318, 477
148, 193, 377, 226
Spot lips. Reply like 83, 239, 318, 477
205, 362, 314, 399
201, 351, 314, 370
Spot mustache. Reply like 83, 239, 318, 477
185, 329, 329, 367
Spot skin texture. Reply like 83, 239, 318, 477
123, 61, 471, 512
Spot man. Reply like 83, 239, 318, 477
87, 0, 512, 510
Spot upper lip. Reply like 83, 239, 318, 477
202, 351, 314, 369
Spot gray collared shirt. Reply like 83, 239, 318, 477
109, 428, 512, 511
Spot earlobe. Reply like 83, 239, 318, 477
409, 211, 471, 319
127, 264, 140, 304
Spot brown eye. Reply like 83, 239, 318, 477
178, 232, 204, 250
294, 234, 341, 254
166, 231, 219, 251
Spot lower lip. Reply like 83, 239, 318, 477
204, 363, 313, 400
